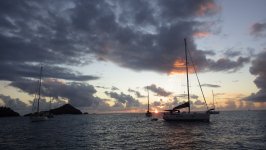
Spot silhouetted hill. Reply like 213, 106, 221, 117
50, 104, 82, 115
0, 107, 20, 117
24, 113, 32, 117
23, 104, 82, 116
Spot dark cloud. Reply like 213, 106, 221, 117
245, 51, 266, 102
42, 66, 99, 81
0, 63, 98, 82
217, 98, 256, 111
95, 86, 109, 89
128, 88, 145, 98
176, 94, 199, 99
0, 0, 247, 83
10, 78, 106, 107
244, 91, 266, 102
0, 0, 98, 82
0, 94, 29, 114
152, 101, 161, 107
146, 84, 172, 97
201, 84, 221, 88
2, 0, 257, 113
224, 49, 242, 57
105, 91, 141, 108
201, 50, 216, 56
193, 100, 205, 105
251, 22, 266, 37
0, 94, 66, 115
95, 86, 118, 91
111, 86, 119, 91
206, 57, 250, 72
112, 102, 125, 109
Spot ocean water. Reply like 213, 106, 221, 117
0, 111, 266, 150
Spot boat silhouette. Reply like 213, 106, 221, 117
163, 39, 210, 122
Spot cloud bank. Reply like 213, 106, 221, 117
251, 22, 266, 37
0, 0, 253, 111
128, 88, 145, 98
105, 91, 141, 108
146, 84, 172, 97
0, 0, 249, 82
10, 78, 105, 107
201, 84, 221, 88
245, 51, 266, 102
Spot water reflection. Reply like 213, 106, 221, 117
0, 111, 266, 149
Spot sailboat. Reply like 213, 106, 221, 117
30, 66, 48, 122
208, 90, 220, 114
163, 39, 210, 122
145, 89, 152, 117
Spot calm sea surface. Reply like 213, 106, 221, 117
0, 111, 266, 150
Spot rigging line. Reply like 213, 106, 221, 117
32, 77, 40, 112
32, 93, 37, 112
184, 39, 190, 113
187, 47, 209, 110
37, 66, 43, 113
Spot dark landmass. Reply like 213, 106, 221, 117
50, 104, 82, 115
24, 113, 31, 117
0, 107, 20, 117
24, 104, 82, 116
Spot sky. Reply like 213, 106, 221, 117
1, 0, 266, 115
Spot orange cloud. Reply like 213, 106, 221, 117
197, 2, 220, 16
173, 59, 186, 68
193, 31, 210, 38
169, 59, 195, 75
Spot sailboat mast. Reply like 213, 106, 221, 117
147, 89, 150, 112
212, 90, 215, 110
49, 97, 52, 111
184, 39, 190, 113
37, 66, 43, 113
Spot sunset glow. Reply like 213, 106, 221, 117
197, 2, 220, 16
1, 1, 266, 150
0, 0, 265, 116
193, 32, 210, 38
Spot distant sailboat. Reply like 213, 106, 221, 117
208, 90, 220, 114
163, 39, 210, 122
30, 66, 48, 122
145, 89, 152, 117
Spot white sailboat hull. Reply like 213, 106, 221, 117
163, 112, 210, 122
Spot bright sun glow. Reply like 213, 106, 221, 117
154, 109, 158, 114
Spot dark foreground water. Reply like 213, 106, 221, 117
0, 111, 266, 150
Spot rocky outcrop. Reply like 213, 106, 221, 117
0, 107, 20, 117
24, 104, 82, 116
50, 104, 82, 115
